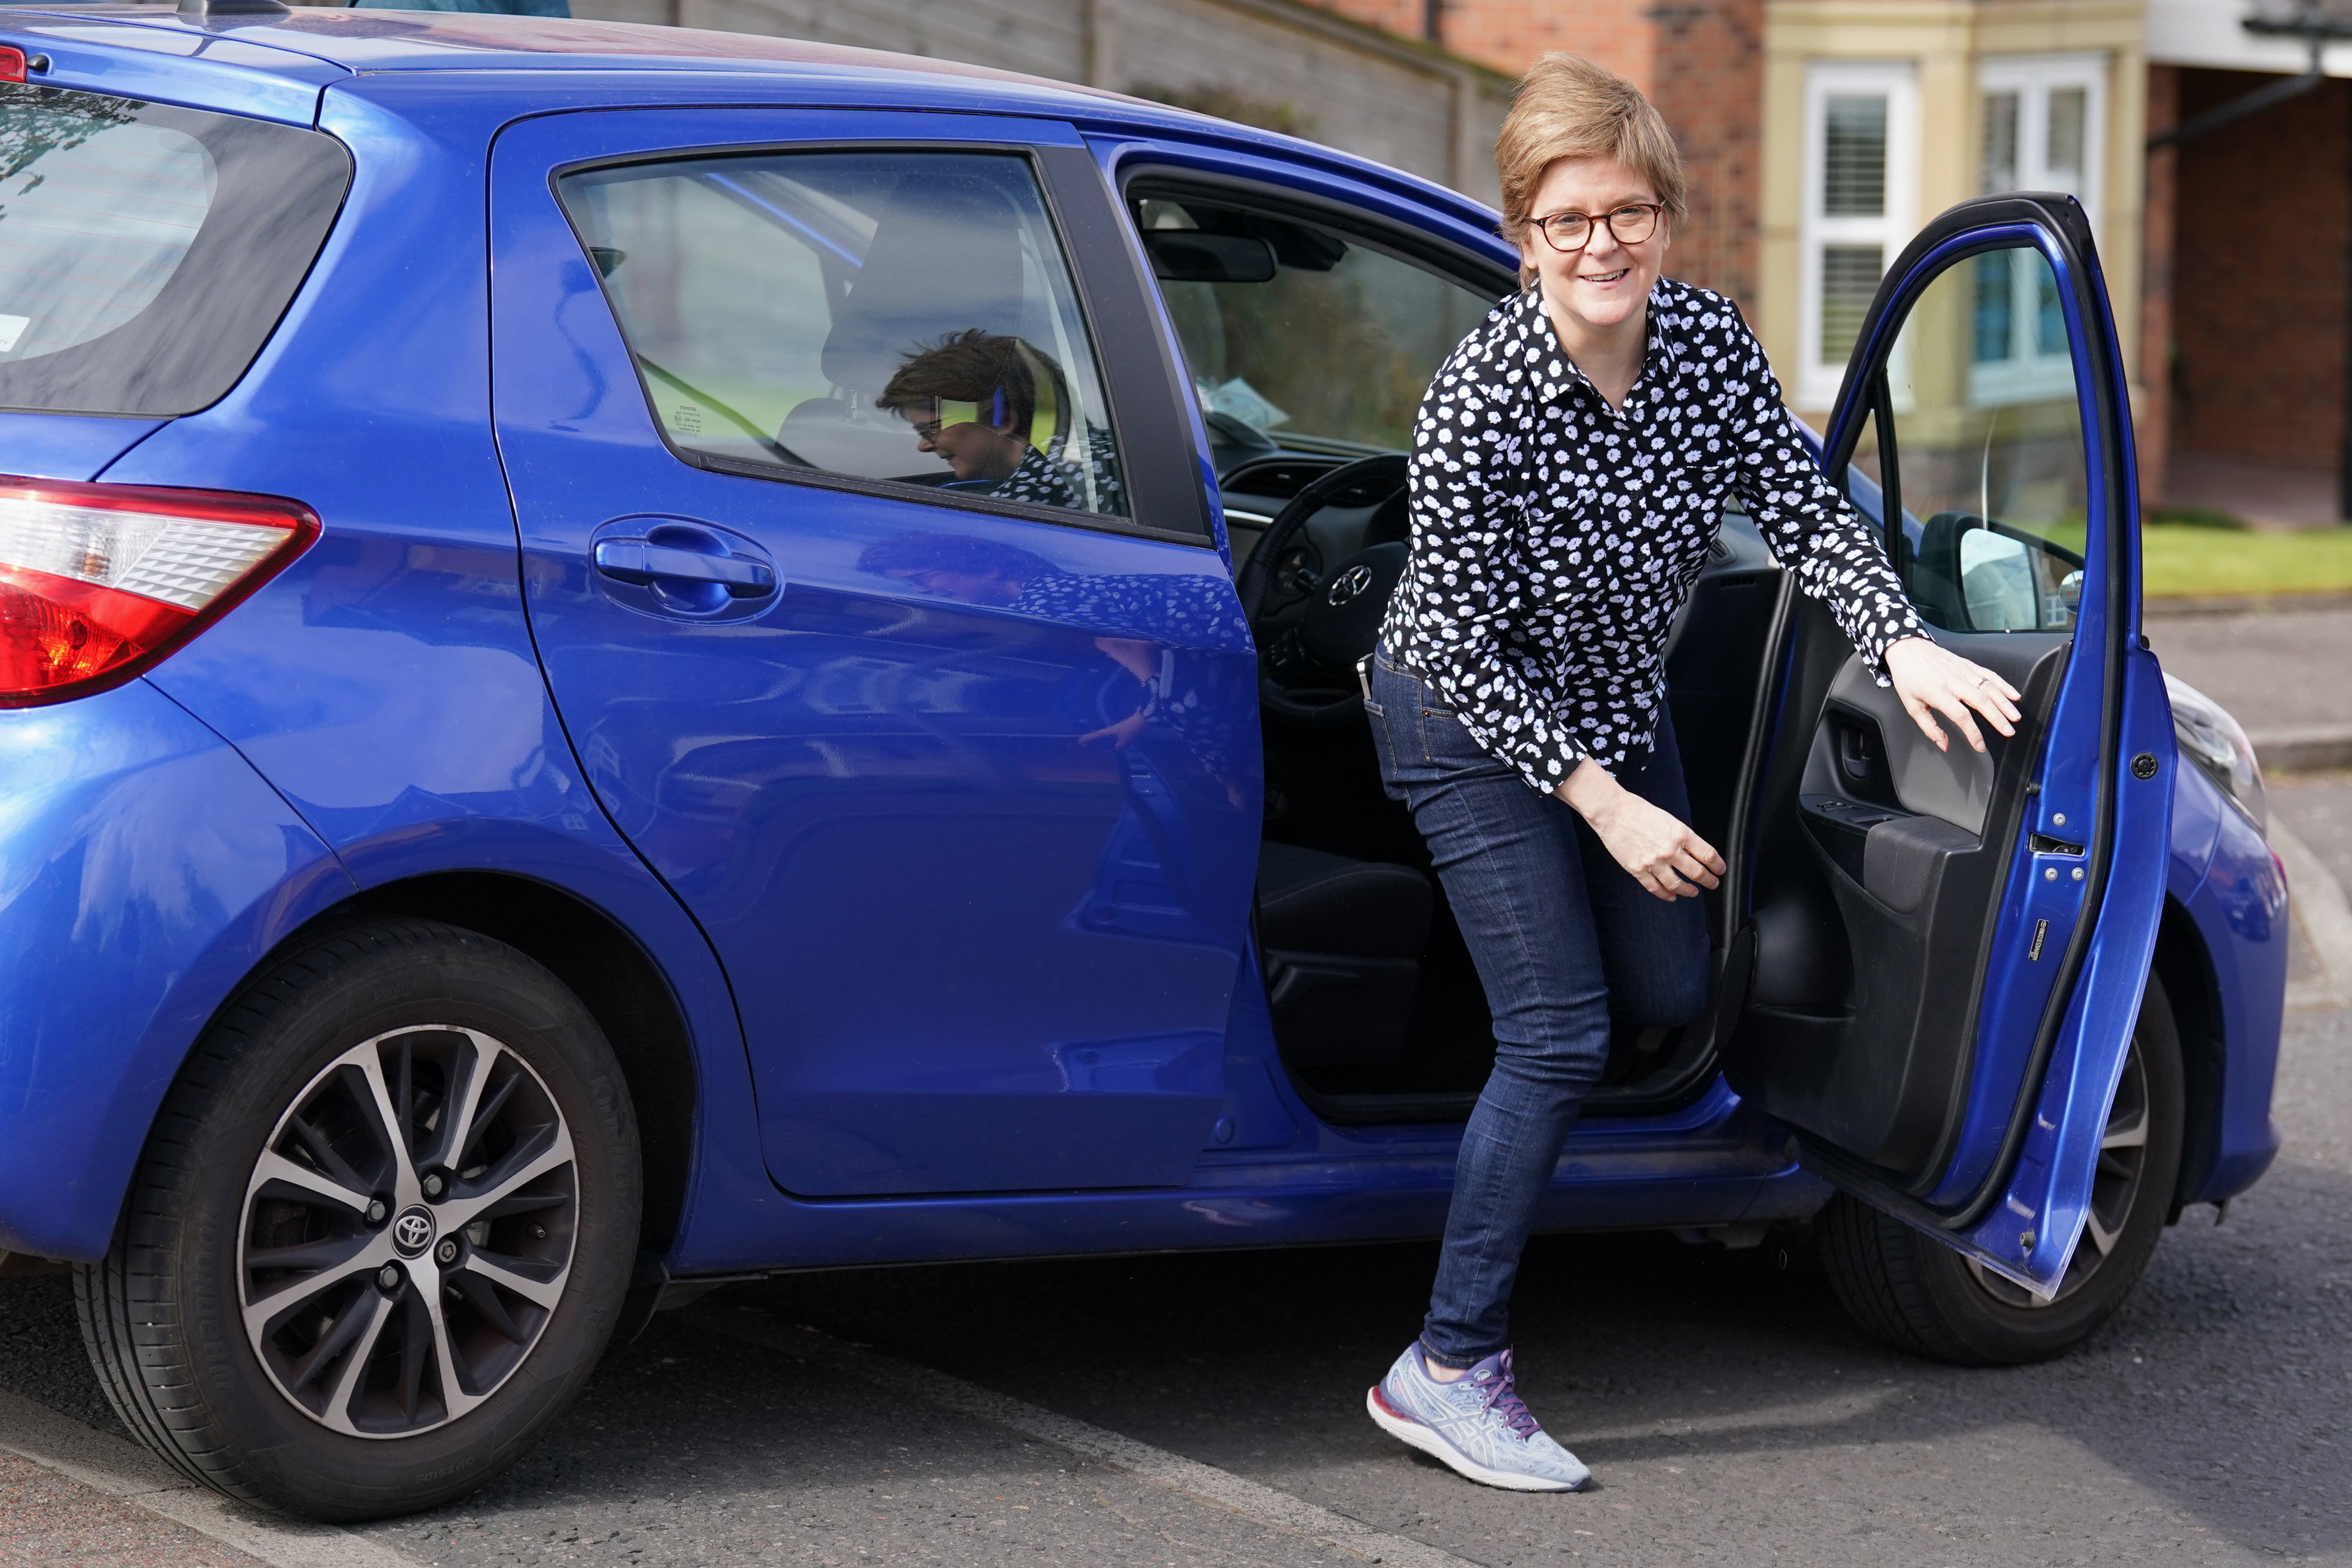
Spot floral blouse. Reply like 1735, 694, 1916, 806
1379, 276, 1925, 794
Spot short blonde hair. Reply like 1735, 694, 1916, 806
1496, 55, 1686, 284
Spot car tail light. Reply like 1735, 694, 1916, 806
0, 46, 25, 85
0, 477, 318, 707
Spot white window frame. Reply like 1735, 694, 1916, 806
1798, 60, 1919, 409
1970, 53, 2107, 406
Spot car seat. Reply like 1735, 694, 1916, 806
1255, 842, 1432, 1069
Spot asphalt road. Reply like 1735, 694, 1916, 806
3, 779, 2347, 1568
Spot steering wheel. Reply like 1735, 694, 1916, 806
1235, 453, 1411, 726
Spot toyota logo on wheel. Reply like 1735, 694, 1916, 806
390, 1206, 436, 1258
1326, 564, 1375, 607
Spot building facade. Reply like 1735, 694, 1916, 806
1315, 0, 2352, 518
572, 0, 2347, 519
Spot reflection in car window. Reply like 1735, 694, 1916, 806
1131, 194, 1497, 460
0, 83, 350, 417
1849, 241, 2086, 634
557, 151, 1128, 519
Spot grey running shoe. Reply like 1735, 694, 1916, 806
1367, 1342, 1591, 1492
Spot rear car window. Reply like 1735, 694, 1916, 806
0, 83, 350, 418
556, 149, 1130, 521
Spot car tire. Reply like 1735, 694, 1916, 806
1817, 974, 2184, 1366
75, 919, 642, 1522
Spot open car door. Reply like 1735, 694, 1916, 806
1725, 193, 2174, 1295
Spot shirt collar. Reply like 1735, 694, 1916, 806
1515, 279, 1678, 410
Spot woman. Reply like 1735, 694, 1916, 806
1360, 55, 2023, 1493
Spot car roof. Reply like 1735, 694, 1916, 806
6, 6, 1180, 97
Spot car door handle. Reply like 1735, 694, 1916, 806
593, 537, 777, 597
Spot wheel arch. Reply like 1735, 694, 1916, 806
2150, 893, 2223, 1219
296, 872, 699, 1257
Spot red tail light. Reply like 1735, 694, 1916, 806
0, 47, 25, 85
0, 477, 319, 707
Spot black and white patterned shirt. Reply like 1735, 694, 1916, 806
1380, 277, 1925, 793
994, 427, 1128, 517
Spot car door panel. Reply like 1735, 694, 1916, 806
489, 109, 1260, 1199
1728, 195, 2169, 1295
1753, 621, 2069, 1175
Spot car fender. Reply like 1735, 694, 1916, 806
0, 680, 355, 1260
2170, 790, 2288, 1205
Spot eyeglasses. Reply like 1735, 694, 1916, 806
1531, 202, 1663, 253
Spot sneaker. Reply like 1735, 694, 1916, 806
1366, 1342, 1591, 1492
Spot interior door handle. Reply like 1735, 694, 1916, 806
594, 537, 776, 597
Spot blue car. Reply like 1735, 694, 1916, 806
0, 3, 2286, 1521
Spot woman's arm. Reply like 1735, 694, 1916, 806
1722, 321, 2021, 754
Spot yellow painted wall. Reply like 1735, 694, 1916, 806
1759, 0, 2147, 419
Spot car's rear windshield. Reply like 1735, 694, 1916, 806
0, 82, 350, 418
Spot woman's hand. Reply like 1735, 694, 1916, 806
1883, 636, 2022, 754
1559, 760, 1725, 902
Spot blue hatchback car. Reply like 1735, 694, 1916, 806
0, 2, 2288, 1521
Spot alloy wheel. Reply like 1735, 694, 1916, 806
1964, 1038, 2150, 1309
238, 1025, 577, 1437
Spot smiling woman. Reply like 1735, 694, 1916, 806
1360, 52, 2026, 1496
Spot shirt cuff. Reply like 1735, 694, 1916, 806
1497, 725, 1583, 797
1853, 607, 1932, 684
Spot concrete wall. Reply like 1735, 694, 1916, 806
573, 0, 1515, 207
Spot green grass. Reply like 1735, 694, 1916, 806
2140, 523, 2352, 599
2037, 521, 2352, 598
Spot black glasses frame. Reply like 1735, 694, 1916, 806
1531, 202, 1665, 254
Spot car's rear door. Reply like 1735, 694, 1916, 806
489, 108, 1259, 1198
1726, 193, 2173, 1295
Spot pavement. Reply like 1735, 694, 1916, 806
2151, 600, 2352, 771
0, 637, 2346, 1568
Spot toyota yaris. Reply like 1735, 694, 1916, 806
0, 4, 2287, 1521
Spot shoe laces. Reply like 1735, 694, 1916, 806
1475, 1349, 1539, 1440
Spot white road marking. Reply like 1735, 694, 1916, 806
0, 1387, 415, 1568
2274, 816, 2352, 1011
684, 1300, 1478, 1568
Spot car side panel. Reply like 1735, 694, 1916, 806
0, 680, 355, 1260
93, 80, 789, 1272
0, 412, 164, 483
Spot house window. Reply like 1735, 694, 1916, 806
1800, 62, 1917, 407
1972, 54, 2106, 404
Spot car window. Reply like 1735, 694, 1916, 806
0, 83, 350, 417
1130, 192, 1498, 462
556, 151, 1129, 520
1847, 239, 2086, 634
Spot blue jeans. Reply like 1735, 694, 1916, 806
1365, 648, 1711, 1366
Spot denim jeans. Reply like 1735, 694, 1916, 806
1365, 647, 1711, 1366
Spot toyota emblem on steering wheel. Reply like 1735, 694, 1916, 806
1327, 564, 1375, 607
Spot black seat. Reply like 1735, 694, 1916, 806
1255, 843, 1432, 1069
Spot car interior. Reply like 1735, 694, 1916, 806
1133, 182, 2093, 1175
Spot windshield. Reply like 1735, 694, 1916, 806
1132, 192, 1499, 459
0, 83, 350, 417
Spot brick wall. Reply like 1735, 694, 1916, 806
1309, 0, 1762, 310
1315, 0, 1422, 37
2168, 69, 2352, 472
1434, 0, 1655, 86
579, 0, 1514, 204
1646, 0, 1763, 309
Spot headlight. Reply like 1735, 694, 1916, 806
2164, 674, 2266, 831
